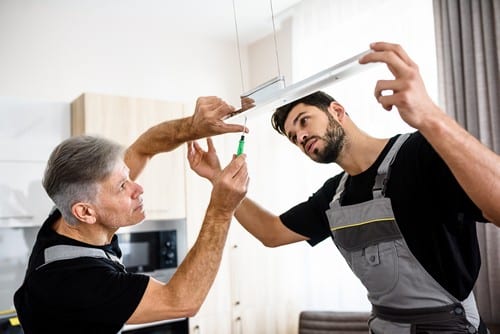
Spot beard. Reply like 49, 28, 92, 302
311, 117, 346, 163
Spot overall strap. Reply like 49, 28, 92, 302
331, 133, 412, 207
373, 133, 411, 198
37, 244, 123, 270
331, 172, 349, 206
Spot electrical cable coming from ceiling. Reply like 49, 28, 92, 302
269, 0, 282, 80
231, 0, 245, 93
232, 0, 283, 93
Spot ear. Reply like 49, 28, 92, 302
71, 202, 97, 225
328, 101, 346, 122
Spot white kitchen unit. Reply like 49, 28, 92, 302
0, 97, 70, 313
71, 93, 187, 220
0, 97, 70, 227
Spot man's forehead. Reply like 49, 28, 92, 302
106, 160, 128, 178
284, 103, 313, 128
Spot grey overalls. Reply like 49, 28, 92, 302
325, 134, 482, 334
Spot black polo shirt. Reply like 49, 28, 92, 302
14, 209, 149, 334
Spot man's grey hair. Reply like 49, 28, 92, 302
42, 135, 125, 226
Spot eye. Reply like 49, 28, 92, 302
299, 116, 309, 127
119, 181, 127, 191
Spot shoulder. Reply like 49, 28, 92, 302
399, 131, 439, 158
393, 131, 443, 173
314, 172, 345, 200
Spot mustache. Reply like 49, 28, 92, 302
302, 136, 320, 151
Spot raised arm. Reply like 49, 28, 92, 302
187, 138, 308, 247
125, 96, 246, 180
360, 42, 500, 226
127, 153, 249, 323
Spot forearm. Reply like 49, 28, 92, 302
125, 116, 195, 180
135, 117, 198, 155
234, 198, 307, 246
163, 205, 232, 316
419, 110, 500, 226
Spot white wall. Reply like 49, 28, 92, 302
0, 0, 242, 104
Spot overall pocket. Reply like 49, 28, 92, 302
351, 241, 399, 295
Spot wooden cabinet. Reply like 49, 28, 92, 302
71, 93, 186, 220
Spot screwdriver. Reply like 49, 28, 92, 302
236, 116, 247, 156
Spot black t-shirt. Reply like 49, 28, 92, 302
280, 132, 487, 301
13, 209, 150, 334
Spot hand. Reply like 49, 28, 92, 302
209, 154, 249, 215
187, 138, 221, 183
222, 97, 256, 120
190, 96, 248, 138
359, 42, 442, 129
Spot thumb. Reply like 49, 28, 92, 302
220, 123, 249, 134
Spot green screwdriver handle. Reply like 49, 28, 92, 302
236, 135, 245, 155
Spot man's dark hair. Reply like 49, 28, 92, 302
271, 91, 336, 136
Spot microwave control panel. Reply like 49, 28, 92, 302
159, 230, 177, 269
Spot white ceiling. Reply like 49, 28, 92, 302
131, 0, 302, 44
6, 0, 302, 45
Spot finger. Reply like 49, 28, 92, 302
231, 162, 249, 185
224, 154, 247, 175
187, 142, 197, 165
197, 96, 221, 106
359, 42, 410, 64
214, 102, 236, 117
360, 50, 410, 78
192, 140, 203, 152
369, 42, 415, 67
206, 137, 216, 152
377, 95, 398, 111
197, 97, 234, 114
240, 97, 256, 111
187, 141, 196, 157
218, 123, 248, 134
373, 79, 404, 101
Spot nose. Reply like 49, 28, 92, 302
297, 130, 308, 147
132, 181, 144, 198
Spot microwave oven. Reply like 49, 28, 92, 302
116, 219, 187, 283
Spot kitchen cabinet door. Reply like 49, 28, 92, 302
0, 97, 70, 226
71, 93, 186, 220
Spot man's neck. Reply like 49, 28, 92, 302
337, 130, 390, 176
53, 217, 115, 246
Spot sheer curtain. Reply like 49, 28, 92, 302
433, 0, 500, 328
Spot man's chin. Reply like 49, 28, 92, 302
128, 213, 146, 227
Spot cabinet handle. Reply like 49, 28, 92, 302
0, 215, 33, 220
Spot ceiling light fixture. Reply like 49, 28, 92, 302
228, 0, 378, 122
